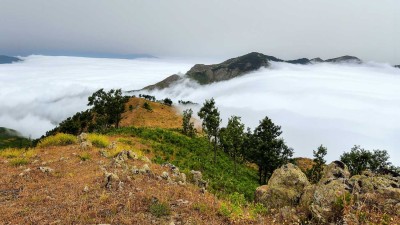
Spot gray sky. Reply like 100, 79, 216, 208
1, 0, 399, 63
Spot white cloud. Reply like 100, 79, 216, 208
1, 56, 399, 165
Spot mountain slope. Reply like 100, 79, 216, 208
0, 127, 30, 149
0, 55, 22, 64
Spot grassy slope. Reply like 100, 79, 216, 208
0, 127, 31, 149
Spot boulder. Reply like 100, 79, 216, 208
309, 161, 351, 223
255, 163, 310, 208
80, 141, 92, 150
77, 133, 88, 143
38, 167, 54, 173
161, 171, 169, 180
104, 172, 119, 189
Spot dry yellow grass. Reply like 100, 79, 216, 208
120, 97, 183, 129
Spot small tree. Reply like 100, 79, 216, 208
307, 145, 327, 183
87, 88, 129, 129
340, 145, 392, 176
198, 98, 221, 164
182, 108, 196, 137
221, 116, 245, 175
246, 116, 293, 184
163, 98, 173, 106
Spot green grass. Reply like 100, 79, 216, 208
37, 133, 77, 148
149, 202, 171, 217
78, 152, 91, 161
108, 127, 259, 200
87, 133, 110, 148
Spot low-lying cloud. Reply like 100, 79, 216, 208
147, 62, 400, 165
1, 56, 399, 165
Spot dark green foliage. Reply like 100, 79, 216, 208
88, 89, 129, 129
0, 127, 31, 149
143, 102, 153, 111
139, 94, 156, 101
45, 109, 94, 137
307, 145, 327, 183
178, 100, 198, 105
340, 145, 392, 176
108, 127, 259, 200
162, 98, 173, 106
149, 202, 171, 217
219, 116, 245, 175
182, 108, 196, 137
198, 98, 221, 164
246, 116, 293, 184
129, 105, 133, 111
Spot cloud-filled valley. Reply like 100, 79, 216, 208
1, 55, 399, 165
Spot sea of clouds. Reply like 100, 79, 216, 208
1, 55, 399, 165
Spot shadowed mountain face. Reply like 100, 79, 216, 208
139, 52, 364, 90
0, 127, 30, 149
0, 55, 22, 64
395, 65, 400, 69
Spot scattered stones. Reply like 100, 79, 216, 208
108, 141, 117, 149
161, 171, 169, 180
80, 141, 92, 150
131, 166, 139, 174
139, 164, 151, 174
104, 171, 120, 189
38, 167, 54, 173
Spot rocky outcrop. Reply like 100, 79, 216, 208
186, 52, 271, 84
255, 163, 309, 208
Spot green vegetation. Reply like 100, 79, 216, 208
143, 102, 153, 111
87, 133, 110, 148
108, 127, 259, 200
0, 127, 31, 150
245, 116, 293, 184
37, 133, 77, 148
88, 88, 129, 129
182, 108, 196, 137
340, 145, 393, 176
198, 98, 221, 164
307, 145, 327, 183
149, 201, 171, 217
10, 157, 29, 166
162, 98, 173, 106
78, 152, 91, 161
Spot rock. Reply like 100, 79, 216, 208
83, 186, 89, 192
161, 171, 169, 180
190, 170, 203, 185
108, 141, 117, 149
255, 163, 310, 208
104, 172, 119, 189
309, 161, 351, 223
77, 133, 88, 143
38, 167, 54, 173
80, 141, 92, 150
139, 164, 151, 174
131, 166, 139, 174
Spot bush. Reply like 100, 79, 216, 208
37, 133, 77, 148
87, 133, 110, 148
143, 102, 153, 111
78, 152, 91, 161
163, 98, 173, 106
149, 202, 171, 217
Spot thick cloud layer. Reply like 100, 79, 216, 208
147, 62, 400, 165
0, 55, 193, 137
1, 56, 399, 165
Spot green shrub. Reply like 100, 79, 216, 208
78, 152, 91, 161
149, 202, 171, 217
10, 157, 29, 166
87, 133, 110, 148
250, 203, 268, 218
143, 102, 152, 111
37, 133, 77, 148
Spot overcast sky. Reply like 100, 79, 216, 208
1, 0, 399, 63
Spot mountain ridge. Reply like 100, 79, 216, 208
0, 55, 22, 64
138, 52, 368, 91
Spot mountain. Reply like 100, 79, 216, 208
324, 55, 362, 64
395, 65, 400, 69
139, 52, 365, 90
0, 55, 22, 64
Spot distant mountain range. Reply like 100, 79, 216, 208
0, 55, 22, 64
140, 52, 398, 91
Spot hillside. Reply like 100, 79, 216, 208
0, 55, 21, 64
0, 127, 31, 149
120, 97, 183, 129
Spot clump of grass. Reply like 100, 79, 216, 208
37, 133, 77, 148
87, 133, 110, 148
9, 157, 29, 166
78, 152, 91, 161
149, 202, 171, 218
143, 102, 153, 111
0, 148, 21, 158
